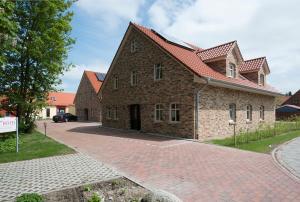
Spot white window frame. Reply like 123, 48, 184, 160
154, 63, 162, 81
113, 106, 118, 120
229, 103, 236, 123
106, 107, 112, 119
246, 104, 252, 122
113, 76, 118, 89
259, 74, 265, 86
229, 63, 236, 78
260, 105, 265, 121
130, 39, 137, 53
154, 104, 163, 122
131, 71, 137, 86
170, 103, 180, 122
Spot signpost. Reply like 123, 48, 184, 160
0, 117, 19, 152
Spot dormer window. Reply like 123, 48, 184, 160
130, 40, 137, 53
259, 74, 265, 86
50, 97, 56, 101
229, 63, 236, 78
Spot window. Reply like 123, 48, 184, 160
155, 104, 163, 122
113, 106, 118, 120
246, 105, 252, 121
46, 108, 50, 118
260, 105, 265, 120
170, 103, 180, 122
229, 63, 236, 78
5, 112, 10, 117
106, 107, 112, 119
259, 74, 265, 86
229, 103, 236, 122
154, 63, 162, 80
131, 71, 137, 86
130, 40, 137, 53
113, 76, 118, 89
50, 96, 56, 101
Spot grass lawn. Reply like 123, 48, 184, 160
210, 130, 300, 153
0, 131, 75, 163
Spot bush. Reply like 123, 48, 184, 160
88, 192, 102, 202
16, 193, 43, 202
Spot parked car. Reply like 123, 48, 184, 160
52, 113, 77, 123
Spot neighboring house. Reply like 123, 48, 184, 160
74, 71, 105, 121
276, 90, 300, 120
99, 22, 281, 140
38, 92, 75, 119
275, 95, 291, 108
0, 96, 15, 117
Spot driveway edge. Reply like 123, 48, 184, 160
271, 137, 300, 184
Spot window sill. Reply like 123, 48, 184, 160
169, 121, 180, 124
154, 120, 163, 123
246, 120, 252, 124
229, 120, 236, 125
259, 119, 265, 123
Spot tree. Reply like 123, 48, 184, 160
0, 0, 75, 132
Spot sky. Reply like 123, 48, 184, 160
61, 0, 300, 94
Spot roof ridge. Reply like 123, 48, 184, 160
244, 57, 266, 62
200, 40, 236, 53
84, 70, 102, 74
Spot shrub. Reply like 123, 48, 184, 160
16, 193, 43, 202
88, 192, 102, 202
83, 185, 91, 192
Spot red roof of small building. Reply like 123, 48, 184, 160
132, 23, 279, 95
85, 70, 103, 93
47, 92, 75, 106
198, 41, 236, 61
240, 57, 266, 73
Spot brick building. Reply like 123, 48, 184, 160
99, 22, 281, 140
276, 90, 300, 120
75, 71, 105, 121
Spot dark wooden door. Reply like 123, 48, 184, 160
130, 104, 141, 130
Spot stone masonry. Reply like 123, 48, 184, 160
100, 24, 276, 140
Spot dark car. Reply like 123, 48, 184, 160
52, 113, 77, 123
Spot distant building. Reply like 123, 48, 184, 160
0, 96, 15, 117
38, 92, 75, 119
276, 90, 300, 120
74, 71, 105, 121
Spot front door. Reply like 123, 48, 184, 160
130, 104, 141, 130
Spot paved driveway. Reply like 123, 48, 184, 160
275, 137, 300, 179
37, 121, 300, 202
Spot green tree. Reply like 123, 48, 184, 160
0, 0, 75, 132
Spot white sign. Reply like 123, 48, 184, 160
0, 117, 17, 133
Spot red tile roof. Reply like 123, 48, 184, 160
198, 41, 236, 61
85, 70, 103, 93
47, 92, 75, 106
240, 57, 266, 73
132, 23, 280, 95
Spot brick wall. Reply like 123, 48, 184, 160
75, 73, 101, 122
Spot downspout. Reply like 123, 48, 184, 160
194, 77, 210, 140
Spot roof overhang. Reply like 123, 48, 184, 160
194, 75, 282, 97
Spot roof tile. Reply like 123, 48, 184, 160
240, 57, 265, 73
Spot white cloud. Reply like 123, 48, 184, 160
147, 0, 300, 93
76, 0, 145, 29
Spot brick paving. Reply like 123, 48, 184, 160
37, 121, 300, 202
0, 153, 119, 202
276, 137, 300, 179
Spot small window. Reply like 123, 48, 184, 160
113, 106, 118, 120
50, 96, 56, 101
229, 63, 236, 78
155, 104, 163, 122
246, 105, 252, 121
5, 112, 10, 117
170, 103, 180, 122
260, 105, 265, 120
154, 64, 162, 80
46, 108, 50, 118
131, 71, 137, 86
259, 74, 265, 86
113, 76, 119, 89
106, 107, 112, 119
131, 40, 137, 53
229, 103, 236, 122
